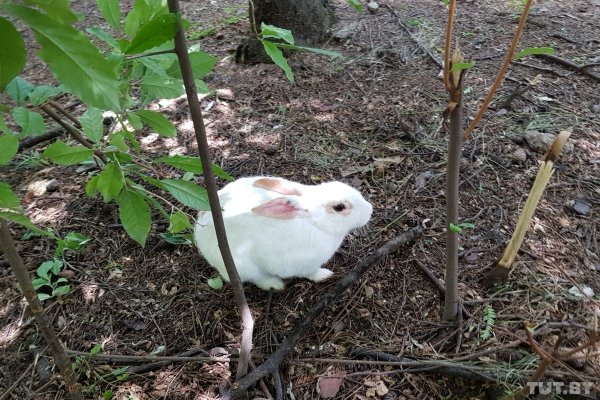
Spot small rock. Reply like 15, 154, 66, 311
45, 179, 60, 192
572, 198, 591, 215
76, 163, 96, 173
568, 285, 594, 298
509, 147, 527, 164
524, 130, 574, 154
591, 104, 600, 113
333, 22, 360, 41
27, 180, 49, 196
367, 1, 379, 13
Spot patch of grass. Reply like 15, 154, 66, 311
188, 27, 216, 41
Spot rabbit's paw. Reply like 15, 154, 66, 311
255, 276, 285, 291
309, 268, 334, 282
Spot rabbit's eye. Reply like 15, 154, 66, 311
333, 203, 346, 212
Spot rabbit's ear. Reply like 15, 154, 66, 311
253, 178, 302, 196
251, 197, 308, 219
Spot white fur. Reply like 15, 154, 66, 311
194, 176, 373, 290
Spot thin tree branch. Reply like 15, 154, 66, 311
463, 0, 534, 139
443, 0, 457, 91
230, 227, 423, 398
47, 100, 82, 128
0, 220, 82, 400
535, 53, 600, 81
39, 104, 108, 164
167, 0, 254, 382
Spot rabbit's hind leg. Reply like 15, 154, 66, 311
308, 268, 334, 282
253, 274, 285, 291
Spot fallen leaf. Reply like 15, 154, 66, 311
375, 381, 389, 396
318, 370, 346, 398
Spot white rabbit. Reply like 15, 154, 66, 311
194, 176, 373, 290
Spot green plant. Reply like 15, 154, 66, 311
480, 304, 496, 341
31, 260, 71, 300
448, 222, 475, 234
258, 23, 341, 83
55, 232, 91, 258
0, 0, 235, 247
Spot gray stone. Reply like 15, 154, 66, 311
524, 131, 574, 154
510, 147, 527, 164
367, 1, 379, 13
333, 22, 360, 41
45, 179, 60, 192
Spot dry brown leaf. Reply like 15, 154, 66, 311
318, 370, 346, 398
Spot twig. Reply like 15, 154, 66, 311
348, 350, 498, 382
66, 349, 230, 364
273, 368, 283, 400
39, 104, 108, 164
382, 3, 443, 68
230, 227, 423, 398
0, 220, 82, 399
501, 81, 534, 110
18, 127, 64, 151
0, 364, 33, 400
47, 100, 82, 128
535, 53, 600, 81
512, 60, 569, 77
463, 0, 534, 139
167, 0, 254, 383
124, 49, 176, 61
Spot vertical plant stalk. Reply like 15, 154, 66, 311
0, 220, 82, 400
442, 49, 466, 321
166, 0, 254, 382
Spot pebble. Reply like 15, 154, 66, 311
509, 147, 527, 164
524, 130, 574, 154
367, 1, 379, 13
591, 104, 600, 114
46, 179, 60, 192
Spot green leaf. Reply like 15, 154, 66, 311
87, 26, 120, 50
27, 84, 64, 106
126, 112, 143, 130
117, 190, 151, 246
12, 107, 46, 137
514, 47, 555, 60
160, 178, 209, 210
140, 74, 184, 101
0, 116, 12, 135
2, 5, 121, 110
125, 13, 177, 54
80, 107, 104, 143
448, 223, 462, 234
0, 182, 20, 209
55, 231, 91, 257
260, 23, 294, 45
0, 134, 19, 165
166, 51, 216, 79
211, 164, 234, 181
275, 43, 342, 58
135, 109, 176, 137
102, 390, 113, 400
85, 175, 100, 198
5, 77, 34, 106
0, 17, 26, 91
96, 162, 124, 202
207, 277, 223, 289
196, 79, 210, 94
109, 132, 128, 152
156, 155, 202, 174
0, 211, 54, 237
262, 41, 293, 82
42, 140, 94, 165
33, 0, 78, 25
97, 0, 121, 29
124, 0, 167, 38
37, 260, 62, 280
32, 277, 49, 290
121, 130, 141, 153
168, 211, 192, 233
346, 0, 362, 12
90, 344, 103, 355
450, 61, 475, 72
160, 232, 192, 244
53, 285, 71, 296
37, 293, 52, 301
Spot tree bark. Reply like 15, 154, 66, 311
237, 0, 334, 64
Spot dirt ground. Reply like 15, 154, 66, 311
1, 0, 600, 399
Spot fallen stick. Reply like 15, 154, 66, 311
229, 226, 423, 398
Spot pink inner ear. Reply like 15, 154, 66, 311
253, 178, 302, 196
251, 197, 304, 219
